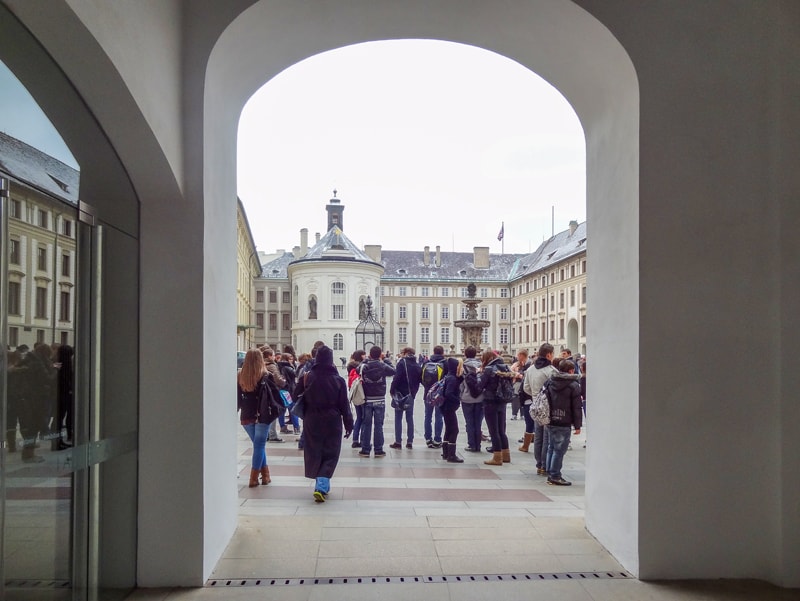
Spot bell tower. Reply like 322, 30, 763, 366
326, 189, 344, 231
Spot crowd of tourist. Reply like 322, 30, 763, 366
236, 340, 586, 502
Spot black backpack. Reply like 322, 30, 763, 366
421, 361, 443, 388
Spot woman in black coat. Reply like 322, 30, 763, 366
440, 357, 464, 463
295, 345, 353, 502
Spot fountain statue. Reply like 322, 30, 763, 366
454, 283, 490, 352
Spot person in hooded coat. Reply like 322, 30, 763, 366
295, 345, 353, 502
440, 356, 464, 463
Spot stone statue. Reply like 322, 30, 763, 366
308, 295, 317, 320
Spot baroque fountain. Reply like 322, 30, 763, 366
454, 283, 490, 352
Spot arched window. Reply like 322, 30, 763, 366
333, 333, 343, 351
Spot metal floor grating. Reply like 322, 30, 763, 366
207, 572, 632, 587
5, 579, 71, 589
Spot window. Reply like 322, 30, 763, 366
421, 286, 430, 297
36, 329, 45, 344
332, 305, 344, 320
380, 306, 385, 319
10, 199, 21, 219
398, 286, 407, 297
550, 320, 555, 339
526, 324, 530, 342
8, 282, 21, 315
398, 326, 407, 343
500, 288, 508, 298
256, 290, 264, 303
281, 313, 289, 329
441, 306, 449, 320
511, 306, 516, 320
61, 331, 69, 346
550, 294, 555, 311
380, 286, 386, 296
533, 299, 537, 314
36, 286, 48, 318
256, 312, 264, 329
37, 247, 47, 271
269, 313, 277, 330
461, 306, 468, 319
9, 239, 20, 264
440, 287, 450, 297
526, 302, 529, 317
399, 305, 407, 319
541, 276, 546, 288
60, 254, 70, 277
479, 287, 488, 298
62, 218, 72, 237
333, 333, 344, 351
570, 289, 576, 307
560, 268, 565, 281
9, 326, 19, 347
421, 327, 430, 344
570, 264, 576, 278
500, 307, 508, 320
533, 323, 538, 340
332, 282, 345, 319
560, 292, 565, 309
282, 291, 290, 304
460, 287, 469, 297
582, 285, 587, 304
560, 318, 565, 339
39, 209, 49, 229
481, 328, 489, 344
440, 327, 450, 344
421, 306, 429, 320
269, 290, 277, 303
582, 260, 587, 273
500, 328, 508, 345
550, 272, 555, 284
581, 314, 587, 335
60, 291, 71, 321
480, 307, 488, 320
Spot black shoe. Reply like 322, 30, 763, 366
374, 451, 386, 458
358, 451, 371, 457
547, 477, 572, 486
464, 446, 479, 452
537, 468, 548, 476
406, 443, 413, 449
351, 441, 361, 448
268, 437, 284, 443
426, 439, 435, 448
431, 441, 442, 449
518, 438, 524, 444
389, 442, 402, 449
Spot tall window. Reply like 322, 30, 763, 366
533, 299, 537, 314
479, 288, 488, 298
398, 286, 407, 297
282, 313, 290, 330
269, 290, 277, 303
526, 324, 530, 342
59, 291, 71, 321
570, 288, 576, 307
332, 305, 344, 320
38, 209, 48, 229
269, 313, 278, 330
570, 264, 576, 277
526, 302, 530, 317
582, 285, 587, 304
62, 254, 70, 277
331, 282, 345, 320
581, 314, 587, 335
440, 327, 450, 344
399, 305, 407, 319
421, 305, 429, 320
421, 327, 430, 344
10, 198, 21, 219
9, 327, 19, 347
481, 328, 489, 344
480, 307, 488, 320
460, 306, 468, 319
9, 239, 20, 264
560, 318, 565, 339
500, 307, 508, 320
421, 286, 430, 297
560, 292, 565, 309
282, 291, 290, 304
500, 328, 509, 344
441, 306, 449, 320
500, 288, 509, 298
35, 286, 48, 318
62, 218, 72, 237
398, 326, 407, 343
440, 287, 450, 297
256, 312, 264, 329
333, 333, 344, 351
8, 282, 21, 315
256, 290, 264, 303
380, 306, 385, 319
37, 247, 47, 271
533, 323, 537, 340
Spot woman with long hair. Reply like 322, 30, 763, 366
295, 345, 353, 502
237, 349, 279, 487
480, 349, 513, 466
440, 356, 464, 463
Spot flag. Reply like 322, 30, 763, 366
497, 222, 504, 242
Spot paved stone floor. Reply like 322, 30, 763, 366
124, 399, 796, 600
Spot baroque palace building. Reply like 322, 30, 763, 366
252, 195, 587, 358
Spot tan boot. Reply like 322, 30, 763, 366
502, 449, 511, 463
248, 468, 260, 488
484, 451, 503, 466
518, 432, 533, 452
260, 465, 271, 485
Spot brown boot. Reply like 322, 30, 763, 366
502, 449, 511, 463
260, 465, 271, 485
484, 451, 503, 466
248, 468, 260, 488
518, 432, 533, 452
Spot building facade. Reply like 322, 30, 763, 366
236, 198, 260, 351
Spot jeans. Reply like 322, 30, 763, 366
242, 422, 269, 469
461, 402, 484, 450
278, 411, 300, 430
522, 402, 535, 434
353, 404, 364, 442
359, 401, 385, 453
394, 401, 415, 443
534, 421, 549, 469
424, 398, 443, 443
483, 401, 508, 451
315, 476, 330, 494
545, 425, 572, 479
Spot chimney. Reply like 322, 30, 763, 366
569, 220, 578, 236
315, 232, 321, 243
300, 228, 308, 255
364, 244, 382, 263
435, 245, 442, 268
474, 246, 490, 269
423, 246, 430, 266
292, 246, 300, 257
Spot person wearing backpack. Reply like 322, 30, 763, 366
389, 347, 422, 450
421, 345, 446, 449
480, 350, 513, 466
544, 361, 583, 486
357, 345, 396, 458
521, 343, 558, 473
440, 357, 465, 463
459, 346, 485, 452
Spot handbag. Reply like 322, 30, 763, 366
279, 389, 293, 407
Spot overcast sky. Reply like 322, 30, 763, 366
2, 40, 586, 258
238, 40, 586, 256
